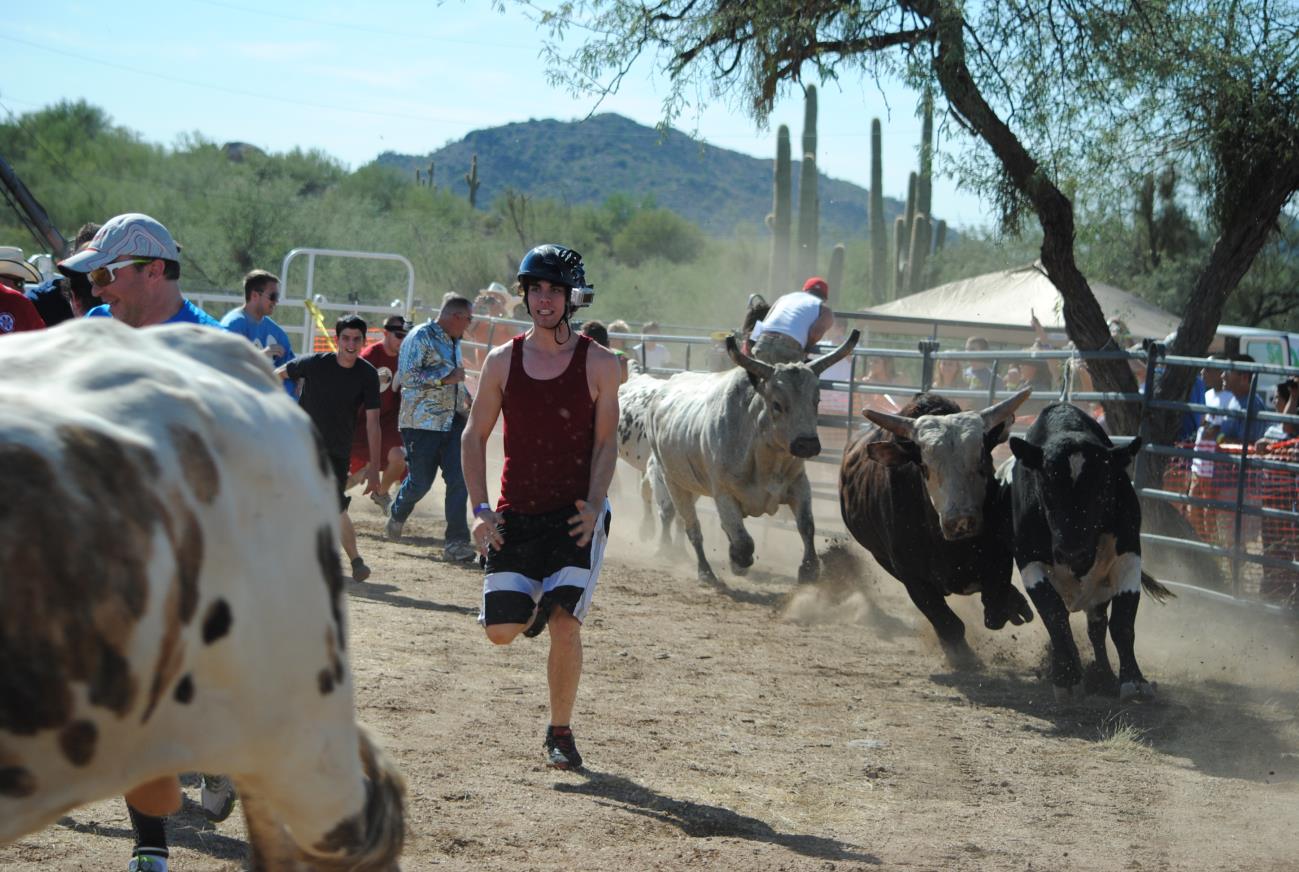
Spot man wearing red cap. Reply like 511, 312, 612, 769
748, 276, 835, 364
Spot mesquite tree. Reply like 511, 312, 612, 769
525, 0, 1299, 445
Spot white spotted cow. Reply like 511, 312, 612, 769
616, 372, 666, 540
646, 331, 859, 583
1005, 402, 1172, 701
0, 319, 405, 870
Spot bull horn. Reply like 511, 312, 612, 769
809, 329, 861, 375
725, 334, 775, 381
863, 408, 917, 440
980, 387, 1032, 431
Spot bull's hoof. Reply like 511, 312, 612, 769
797, 560, 820, 584
983, 589, 1034, 630
1053, 682, 1084, 702
729, 560, 751, 577
1119, 680, 1156, 702
940, 638, 980, 671
698, 566, 718, 583
1083, 662, 1120, 697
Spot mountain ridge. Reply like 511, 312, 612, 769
374, 113, 912, 240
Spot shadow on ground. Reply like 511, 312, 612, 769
554, 770, 880, 864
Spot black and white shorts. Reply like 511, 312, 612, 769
328, 454, 351, 511
479, 500, 611, 627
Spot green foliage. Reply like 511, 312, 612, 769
612, 208, 705, 266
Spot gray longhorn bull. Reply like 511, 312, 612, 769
646, 330, 860, 583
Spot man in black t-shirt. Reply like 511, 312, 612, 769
278, 314, 382, 581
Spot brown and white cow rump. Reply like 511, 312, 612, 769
0, 318, 404, 870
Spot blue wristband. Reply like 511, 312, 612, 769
473, 502, 493, 517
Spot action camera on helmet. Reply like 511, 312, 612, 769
517, 243, 595, 310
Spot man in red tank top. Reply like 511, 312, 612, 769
461, 244, 621, 771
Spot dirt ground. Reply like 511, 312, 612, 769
4, 459, 1299, 871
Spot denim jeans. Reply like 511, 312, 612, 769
390, 416, 469, 542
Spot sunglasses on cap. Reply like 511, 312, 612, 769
88, 258, 153, 288
384, 323, 408, 336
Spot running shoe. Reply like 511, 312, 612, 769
370, 492, 393, 513
127, 854, 168, 872
443, 540, 478, 563
199, 773, 237, 822
384, 516, 404, 542
544, 725, 583, 770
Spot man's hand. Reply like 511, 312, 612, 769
443, 366, 467, 385
472, 510, 503, 555
568, 499, 600, 547
265, 342, 286, 359
363, 464, 380, 496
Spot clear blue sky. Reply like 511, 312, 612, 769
4, 0, 991, 229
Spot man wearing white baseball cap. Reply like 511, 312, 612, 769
57, 212, 220, 329
58, 213, 229, 872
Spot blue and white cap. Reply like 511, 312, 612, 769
58, 213, 181, 274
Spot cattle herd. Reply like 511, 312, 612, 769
1, 318, 1170, 867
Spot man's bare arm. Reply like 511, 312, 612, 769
570, 346, 622, 546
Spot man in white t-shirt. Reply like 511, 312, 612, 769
749, 276, 835, 364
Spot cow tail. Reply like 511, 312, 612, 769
1140, 570, 1174, 603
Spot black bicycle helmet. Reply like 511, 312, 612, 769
517, 244, 587, 290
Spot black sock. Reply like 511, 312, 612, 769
127, 803, 169, 857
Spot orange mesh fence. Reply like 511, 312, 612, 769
1161, 437, 1299, 605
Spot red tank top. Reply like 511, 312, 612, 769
498, 333, 596, 514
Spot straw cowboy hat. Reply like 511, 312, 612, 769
0, 246, 42, 285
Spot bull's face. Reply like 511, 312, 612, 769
760, 367, 823, 458
726, 329, 861, 459
865, 389, 1031, 540
1010, 435, 1142, 576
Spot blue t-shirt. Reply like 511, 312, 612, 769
220, 307, 297, 397
87, 298, 223, 328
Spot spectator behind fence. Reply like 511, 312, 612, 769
1205, 354, 1269, 444
964, 335, 1002, 392
12, 243, 75, 327
861, 354, 902, 385
749, 276, 833, 364
740, 294, 771, 357
633, 320, 672, 371
1256, 378, 1299, 451
220, 269, 296, 397
0, 247, 45, 334
581, 319, 630, 383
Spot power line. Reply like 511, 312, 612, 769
184, 0, 532, 49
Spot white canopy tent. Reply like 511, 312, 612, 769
867, 262, 1180, 342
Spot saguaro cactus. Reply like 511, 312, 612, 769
869, 118, 888, 304
465, 154, 481, 208
768, 125, 792, 294
427, 160, 436, 191
918, 92, 934, 219
795, 85, 819, 281
827, 243, 845, 306
905, 214, 933, 295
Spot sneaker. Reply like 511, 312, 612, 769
370, 492, 393, 513
523, 594, 552, 639
544, 725, 583, 770
199, 773, 237, 822
443, 540, 477, 563
350, 556, 372, 583
128, 854, 168, 872
384, 516, 404, 542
